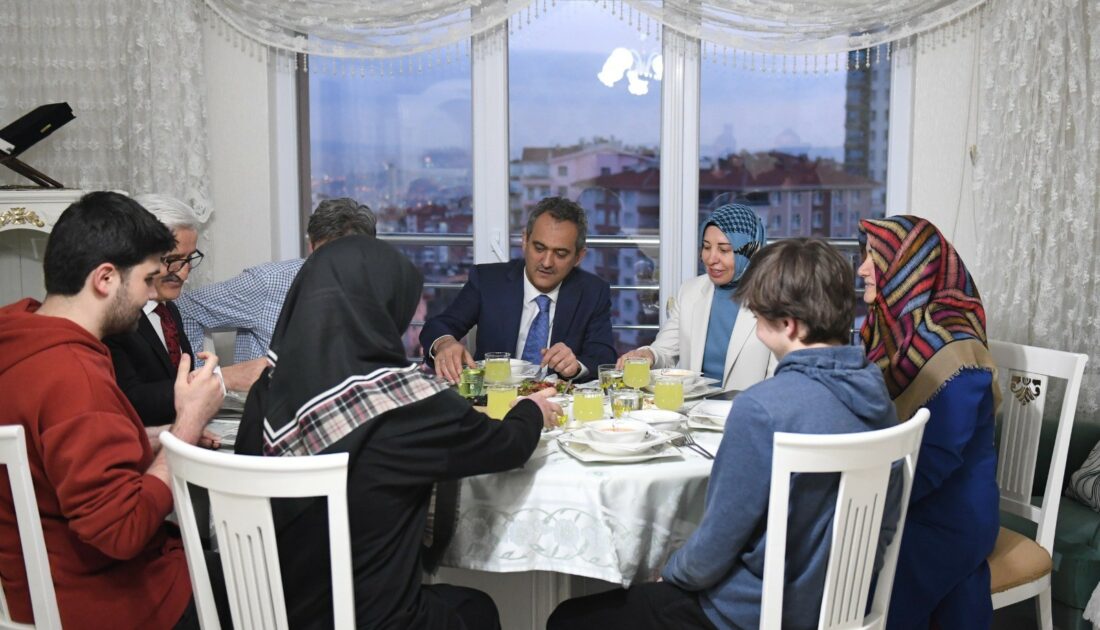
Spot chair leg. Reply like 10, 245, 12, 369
1036, 588, 1053, 630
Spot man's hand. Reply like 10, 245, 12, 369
511, 386, 563, 428
616, 348, 655, 370
172, 352, 224, 445
220, 357, 268, 392
541, 342, 581, 379
433, 336, 476, 384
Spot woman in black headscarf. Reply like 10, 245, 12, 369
237, 235, 560, 629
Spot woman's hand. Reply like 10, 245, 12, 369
616, 348, 655, 370
512, 386, 563, 428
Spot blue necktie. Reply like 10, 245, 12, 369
521, 295, 551, 365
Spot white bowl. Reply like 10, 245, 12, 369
627, 409, 686, 431
658, 368, 702, 380
584, 419, 650, 444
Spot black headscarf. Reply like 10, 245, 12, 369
248, 235, 446, 457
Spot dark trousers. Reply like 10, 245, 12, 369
174, 550, 233, 630
548, 582, 718, 630
422, 583, 502, 630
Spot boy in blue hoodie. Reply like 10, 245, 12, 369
548, 238, 899, 630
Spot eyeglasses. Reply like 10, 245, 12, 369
163, 250, 204, 274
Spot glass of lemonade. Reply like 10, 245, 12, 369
611, 389, 642, 418
653, 376, 685, 411
598, 364, 624, 393
622, 357, 651, 390
483, 352, 512, 385
573, 388, 605, 422
486, 383, 518, 420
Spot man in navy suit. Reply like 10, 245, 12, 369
421, 196, 615, 383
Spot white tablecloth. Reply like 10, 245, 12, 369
440, 430, 723, 587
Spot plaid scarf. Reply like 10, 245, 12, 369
264, 364, 446, 457
859, 215, 997, 419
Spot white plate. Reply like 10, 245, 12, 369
557, 438, 682, 463
627, 409, 687, 431
561, 428, 678, 455
686, 417, 725, 432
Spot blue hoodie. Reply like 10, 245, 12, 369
663, 345, 899, 630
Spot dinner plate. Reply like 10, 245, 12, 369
561, 428, 678, 455
556, 438, 682, 464
686, 417, 725, 432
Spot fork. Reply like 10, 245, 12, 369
674, 431, 714, 460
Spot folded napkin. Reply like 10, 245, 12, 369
689, 400, 733, 422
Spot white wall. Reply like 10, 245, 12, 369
907, 32, 982, 265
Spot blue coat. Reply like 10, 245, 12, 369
887, 369, 999, 629
419, 260, 616, 381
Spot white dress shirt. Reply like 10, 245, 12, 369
515, 272, 559, 360
143, 300, 168, 349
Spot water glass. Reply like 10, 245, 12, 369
611, 390, 642, 418
484, 352, 512, 384
486, 384, 518, 420
598, 364, 624, 393
458, 366, 485, 398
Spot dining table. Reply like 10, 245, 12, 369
431, 407, 726, 629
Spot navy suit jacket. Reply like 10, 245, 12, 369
104, 301, 194, 427
419, 260, 616, 382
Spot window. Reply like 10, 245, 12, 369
853, 190, 862, 201
770, 191, 781, 204
812, 190, 824, 204
509, 2, 661, 353
834, 210, 845, 225
792, 213, 802, 232
771, 214, 783, 230
812, 211, 822, 228
557, 186, 568, 197
307, 55, 472, 358
793, 191, 804, 205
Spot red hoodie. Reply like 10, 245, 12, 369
0, 298, 191, 628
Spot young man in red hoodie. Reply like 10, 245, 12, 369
0, 191, 224, 628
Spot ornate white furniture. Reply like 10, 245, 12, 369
0, 190, 84, 305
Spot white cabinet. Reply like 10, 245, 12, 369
0, 189, 84, 305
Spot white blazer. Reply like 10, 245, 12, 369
642, 274, 775, 392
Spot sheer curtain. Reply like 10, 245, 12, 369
0, 0, 211, 220
201, 0, 984, 58
973, 0, 1099, 412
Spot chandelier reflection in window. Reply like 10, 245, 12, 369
597, 48, 663, 96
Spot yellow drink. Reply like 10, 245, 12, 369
573, 390, 605, 422
484, 352, 511, 384
486, 385, 517, 420
653, 377, 684, 411
623, 358, 650, 390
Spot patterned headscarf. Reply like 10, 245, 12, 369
859, 215, 998, 420
246, 235, 447, 457
701, 203, 767, 288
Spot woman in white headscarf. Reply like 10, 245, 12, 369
618, 203, 773, 392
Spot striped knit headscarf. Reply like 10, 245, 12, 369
859, 215, 998, 420
702, 203, 767, 289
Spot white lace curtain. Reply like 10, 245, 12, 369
973, 0, 1100, 413
202, 0, 985, 58
0, 0, 211, 221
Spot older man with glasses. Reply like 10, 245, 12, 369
104, 194, 265, 436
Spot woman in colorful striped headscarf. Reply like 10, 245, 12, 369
617, 203, 774, 392
858, 215, 1000, 630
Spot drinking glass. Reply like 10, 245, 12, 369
486, 384, 518, 420
573, 389, 605, 422
598, 364, 624, 393
611, 390, 642, 418
653, 376, 685, 411
483, 352, 512, 385
458, 366, 485, 398
622, 357, 651, 390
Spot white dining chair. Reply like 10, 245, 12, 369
988, 340, 1088, 630
760, 408, 930, 630
160, 432, 354, 630
0, 425, 61, 630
